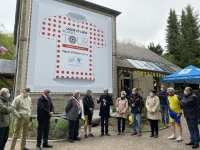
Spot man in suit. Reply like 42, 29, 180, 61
36, 89, 54, 150
96, 88, 113, 137
83, 90, 94, 138
65, 90, 82, 143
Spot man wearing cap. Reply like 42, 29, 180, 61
10, 88, 32, 150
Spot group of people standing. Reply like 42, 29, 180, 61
0, 85, 200, 150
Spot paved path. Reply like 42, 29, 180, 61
4, 117, 197, 150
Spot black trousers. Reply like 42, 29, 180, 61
68, 116, 79, 140
0, 126, 9, 150
101, 116, 109, 134
149, 119, 158, 135
117, 117, 126, 133
37, 118, 50, 147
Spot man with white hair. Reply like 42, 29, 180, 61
0, 88, 14, 150
96, 88, 113, 137
36, 89, 54, 150
10, 88, 32, 150
65, 90, 82, 143
167, 87, 183, 142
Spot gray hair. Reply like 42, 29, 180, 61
0, 88, 9, 96
104, 88, 108, 92
43, 88, 50, 94
73, 90, 80, 95
167, 87, 174, 92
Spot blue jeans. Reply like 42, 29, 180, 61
186, 119, 200, 145
0, 126, 9, 150
132, 113, 142, 133
160, 105, 169, 124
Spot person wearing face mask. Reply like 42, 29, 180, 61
36, 88, 54, 150
157, 85, 169, 126
180, 87, 199, 149
83, 90, 94, 138
116, 91, 128, 135
10, 88, 32, 150
0, 88, 15, 150
65, 90, 82, 143
129, 88, 144, 136
146, 90, 161, 138
167, 87, 183, 142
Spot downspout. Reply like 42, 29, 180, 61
12, 0, 23, 100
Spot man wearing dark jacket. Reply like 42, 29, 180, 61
181, 87, 199, 149
194, 89, 200, 124
129, 88, 144, 136
65, 90, 82, 143
96, 88, 113, 137
83, 90, 94, 138
157, 85, 169, 125
36, 89, 54, 150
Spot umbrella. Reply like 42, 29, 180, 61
162, 65, 200, 84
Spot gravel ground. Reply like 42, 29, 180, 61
4, 117, 198, 150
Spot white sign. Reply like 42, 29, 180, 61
178, 69, 192, 75
27, 0, 113, 93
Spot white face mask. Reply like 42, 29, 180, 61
78, 94, 80, 98
150, 93, 153, 97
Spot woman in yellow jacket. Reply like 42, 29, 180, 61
146, 90, 161, 138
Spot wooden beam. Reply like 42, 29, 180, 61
0, 75, 13, 89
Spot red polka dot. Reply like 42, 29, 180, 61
56, 70, 59, 73
66, 71, 69, 74
81, 72, 83, 75
76, 72, 79, 75
53, 19, 56, 22
89, 59, 92, 62
66, 76, 69, 78
90, 41, 92, 44
85, 77, 88, 80
56, 76, 59, 78
85, 73, 88, 75
47, 33, 50, 36
58, 20, 61, 23
73, 24, 75, 26
90, 32, 92, 35
56, 65, 60, 68
53, 24, 56, 27
98, 38, 100, 41
71, 72, 74, 74
90, 28, 92, 30
53, 34, 55, 37
90, 46, 92, 48
101, 39, 104, 42
71, 76, 74, 79
42, 22, 46, 25
58, 30, 61, 33
58, 25, 61, 28
62, 71, 64, 74
89, 50, 92, 53
48, 28, 51, 31
64, 17, 66, 20
64, 22, 66, 24
62, 76, 64, 78
59, 16, 61, 18
98, 30, 100, 32
42, 27, 45, 30
101, 35, 104, 37
57, 60, 60, 63
89, 54, 92, 57
89, 64, 92, 66
89, 68, 92, 71
48, 23, 51, 26
77, 25, 80, 28
81, 77, 83, 79
98, 34, 100, 36
102, 43, 104, 46
82, 22, 84, 24
82, 26, 84, 28
94, 38, 96, 40
76, 77, 79, 79
94, 33, 96, 36
57, 55, 60, 58
53, 29, 56, 32
57, 50, 60, 53
86, 27, 88, 29
42, 32, 45, 35
94, 29, 96, 31
58, 35, 61, 38
68, 18, 71, 21
89, 73, 92, 76
86, 23, 88, 25
58, 40, 60, 43
57, 45, 60, 48
89, 78, 92, 80
48, 18, 51, 21
68, 23, 71, 25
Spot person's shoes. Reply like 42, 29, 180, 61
85, 134, 88, 138
117, 132, 121, 135
131, 132, 137, 136
121, 132, 125, 136
150, 133, 154, 137
154, 134, 158, 138
43, 144, 53, 148
36, 147, 42, 150
100, 133, 104, 137
73, 137, 81, 141
69, 139, 74, 143
169, 135, 176, 140
137, 132, 142, 137
185, 141, 194, 145
106, 133, 111, 136
192, 144, 199, 149
176, 136, 182, 142
24, 148, 30, 150
88, 133, 94, 137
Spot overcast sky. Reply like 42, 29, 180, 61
0, 0, 200, 48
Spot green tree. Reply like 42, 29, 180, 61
165, 9, 181, 66
0, 24, 15, 89
147, 42, 164, 55
180, 5, 200, 68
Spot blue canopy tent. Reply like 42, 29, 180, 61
162, 65, 200, 84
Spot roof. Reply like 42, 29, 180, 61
14, 0, 121, 45
117, 42, 181, 73
0, 59, 15, 75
